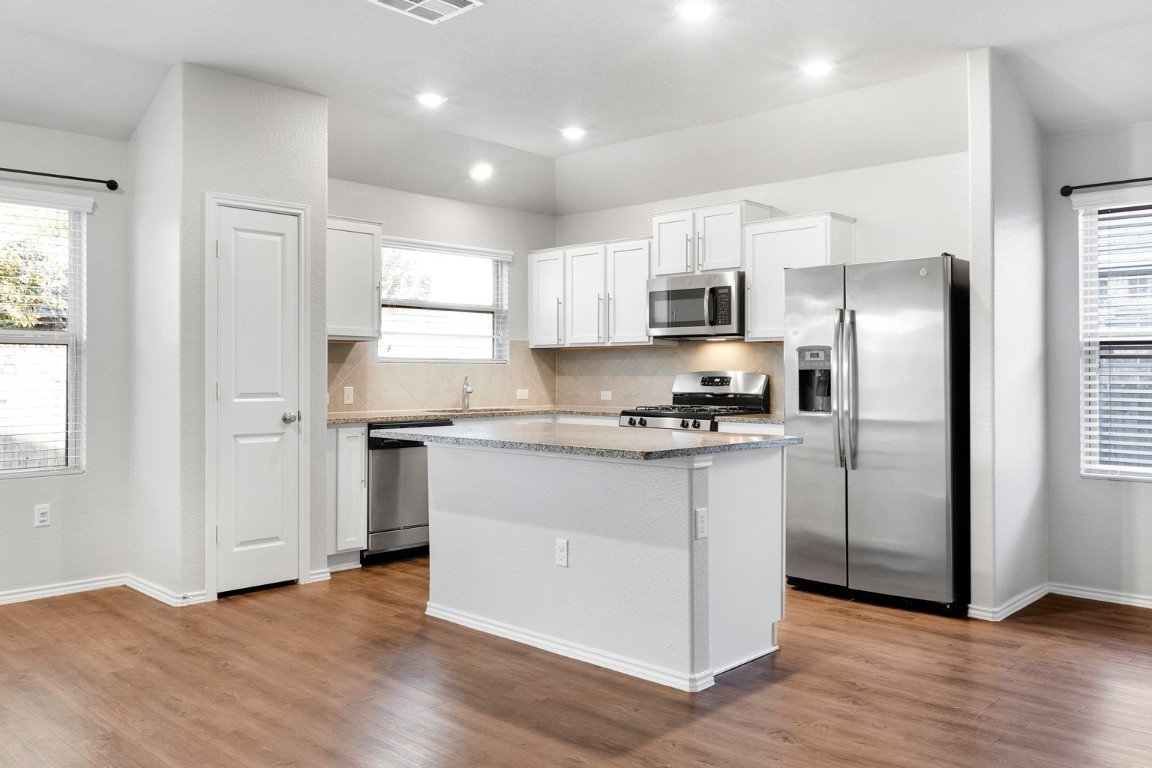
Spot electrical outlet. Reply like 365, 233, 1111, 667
555, 538, 569, 567
516, 389, 529, 400
600, 390, 612, 401
694, 507, 708, 540
34, 503, 50, 528
343, 386, 354, 405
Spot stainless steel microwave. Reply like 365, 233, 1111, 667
646, 270, 745, 339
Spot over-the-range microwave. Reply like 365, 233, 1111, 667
646, 270, 745, 339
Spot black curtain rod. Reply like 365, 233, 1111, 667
1060, 176, 1152, 197
0, 166, 119, 191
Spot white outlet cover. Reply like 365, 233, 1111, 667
600, 390, 612, 400
343, 386, 354, 405
516, 389, 529, 400
555, 537, 569, 567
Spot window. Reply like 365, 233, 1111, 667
377, 239, 510, 363
1076, 187, 1152, 480
0, 187, 89, 477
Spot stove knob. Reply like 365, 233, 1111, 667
638, 418, 647, 427
628, 417, 637, 426
692, 420, 701, 429
680, 419, 690, 429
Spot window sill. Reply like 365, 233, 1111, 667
1, 466, 85, 481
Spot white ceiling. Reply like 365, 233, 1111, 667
2, 0, 1152, 158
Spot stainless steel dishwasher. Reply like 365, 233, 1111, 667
366, 420, 453, 555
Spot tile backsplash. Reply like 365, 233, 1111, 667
555, 341, 784, 412
327, 339, 784, 414
327, 339, 557, 412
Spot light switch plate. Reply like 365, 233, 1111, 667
516, 389, 529, 400
343, 386, 354, 405
34, 503, 50, 527
600, 390, 612, 401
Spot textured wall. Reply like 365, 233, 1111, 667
0, 120, 132, 597
328, 339, 556, 412
1045, 120, 1152, 605
556, 341, 784, 413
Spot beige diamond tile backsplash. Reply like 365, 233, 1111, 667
327, 339, 784, 414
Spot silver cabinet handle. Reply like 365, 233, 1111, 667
556, 297, 562, 345
697, 232, 703, 269
597, 293, 603, 342
845, 309, 859, 470
282, 411, 300, 425
832, 310, 845, 468
360, 430, 366, 487
607, 293, 614, 342
684, 233, 691, 271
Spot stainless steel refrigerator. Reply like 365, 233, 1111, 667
783, 254, 969, 614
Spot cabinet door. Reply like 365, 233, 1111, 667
565, 245, 607, 345
606, 239, 652, 344
326, 219, 381, 340
696, 203, 744, 272
745, 216, 830, 340
652, 211, 695, 276
530, 250, 565, 347
334, 426, 368, 553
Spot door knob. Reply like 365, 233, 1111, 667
282, 411, 300, 424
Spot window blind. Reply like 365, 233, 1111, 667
0, 190, 88, 477
377, 240, 510, 363
1077, 196, 1152, 479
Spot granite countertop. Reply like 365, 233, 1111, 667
370, 421, 801, 461
328, 406, 784, 426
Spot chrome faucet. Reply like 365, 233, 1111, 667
461, 376, 473, 410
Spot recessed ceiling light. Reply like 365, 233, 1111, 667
469, 163, 493, 181
801, 60, 836, 78
416, 92, 447, 107
675, 1, 715, 22
561, 127, 586, 141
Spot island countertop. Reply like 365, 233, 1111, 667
328, 407, 786, 426
372, 421, 800, 461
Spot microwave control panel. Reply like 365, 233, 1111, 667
713, 287, 732, 325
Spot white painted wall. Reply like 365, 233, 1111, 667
180, 65, 330, 590
0, 120, 132, 597
556, 153, 969, 264
555, 66, 969, 215
967, 49, 1049, 617
127, 65, 184, 594
1046, 120, 1152, 605
328, 178, 556, 341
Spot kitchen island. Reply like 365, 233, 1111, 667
373, 421, 800, 692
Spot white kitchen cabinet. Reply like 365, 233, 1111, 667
327, 424, 368, 555
326, 217, 382, 341
744, 212, 855, 341
530, 249, 566, 347
606, 239, 651, 344
565, 244, 607, 345
651, 201, 774, 276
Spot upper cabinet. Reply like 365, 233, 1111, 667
530, 238, 663, 349
326, 217, 382, 341
530, 249, 566, 347
744, 213, 855, 341
652, 201, 774, 276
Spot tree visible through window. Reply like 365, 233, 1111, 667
0, 193, 87, 476
377, 242, 509, 363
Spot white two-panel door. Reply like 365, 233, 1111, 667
216, 205, 301, 593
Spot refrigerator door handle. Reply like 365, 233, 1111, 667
845, 309, 859, 470
832, 309, 845, 468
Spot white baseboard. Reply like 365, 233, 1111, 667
1049, 582, 1152, 610
426, 602, 715, 692
0, 574, 128, 607
307, 568, 332, 582
968, 583, 1050, 622
125, 576, 212, 607
711, 645, 780, 677
327, 561, 362, 574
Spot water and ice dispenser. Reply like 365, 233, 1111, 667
797, 346, 832, 413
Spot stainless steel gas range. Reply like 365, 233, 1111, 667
619, 370, 770, 431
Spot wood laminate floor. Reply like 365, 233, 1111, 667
2, 560, 1151, 767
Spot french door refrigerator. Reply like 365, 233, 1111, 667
783, 254, 969, 615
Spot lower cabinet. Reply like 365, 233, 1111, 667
327, 424, 368, 556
